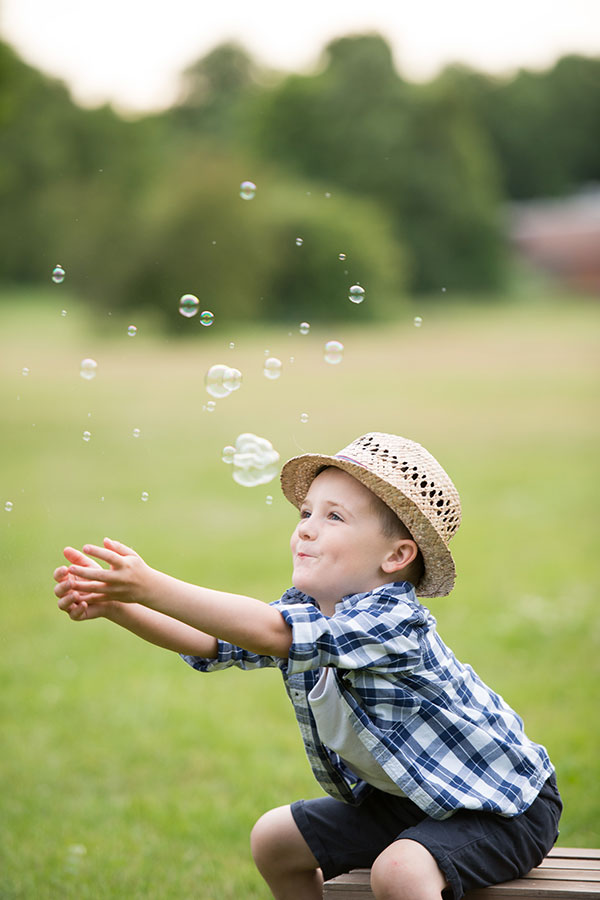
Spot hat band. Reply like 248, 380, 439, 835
334, 454, 368, 468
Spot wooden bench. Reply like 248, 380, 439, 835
323, 847, 600, 898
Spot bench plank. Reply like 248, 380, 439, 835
323, 849, 600, 899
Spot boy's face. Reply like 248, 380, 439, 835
290, 467, 402, 613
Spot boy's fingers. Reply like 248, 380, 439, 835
63, 546, 101, 568
104, 537, 137, 556
68, 564, 112, 581
80, 544, 124, 566
54, 565, 69, 582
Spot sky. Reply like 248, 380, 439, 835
1, 0, 599, 113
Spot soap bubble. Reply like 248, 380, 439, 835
324, 340, 344, 365
413, 316, 423, 328
348, 284, 365, 304
61, 310, 67, 317
52, 265, 65, 283
266, 495, 273, 505
295, 237, 303, 246
204, 400, 216, 412
179, 294, 200, 318
300, 413, 309, 423
299, 321, 310, 335
226, 433, 280, 487
82, 431, 91, 442
141, 491, 149, 502
80, 358, 97, 380
4, 501, 13, 512
240, 180, 256, 200
127, 324, 137, 337
22, 367, 30, 376
222, 445, 236, 464
200, 310, 214, 327
205, 364, 242, 398
442, 287, 447, 293
132, 428, 141, 438
338, 253, 347, 261
263, 357, 282, 380
228, 342, 235, 350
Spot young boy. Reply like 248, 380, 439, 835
54, 432, 561, 900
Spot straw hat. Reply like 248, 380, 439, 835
280, 433, 461, 598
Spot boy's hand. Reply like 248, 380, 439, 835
61, 538, 151, 606
54, 546, 112, 621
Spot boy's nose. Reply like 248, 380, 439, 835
298, 517, 317, 540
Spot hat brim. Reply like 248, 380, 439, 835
280, 453, 456, 598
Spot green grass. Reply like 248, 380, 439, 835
1, 287, 599, 897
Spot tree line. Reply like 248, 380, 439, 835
1, 34, 598, 327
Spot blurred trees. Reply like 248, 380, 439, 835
0, 32, 597, 327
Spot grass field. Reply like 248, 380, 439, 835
1, 287, 599, 898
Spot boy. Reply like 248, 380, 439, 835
54, 432, 561, 900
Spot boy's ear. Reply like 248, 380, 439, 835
381, 539, 419, 574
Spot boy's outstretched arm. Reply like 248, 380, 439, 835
62, 538, 293, 658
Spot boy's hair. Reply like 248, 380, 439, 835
320, 466, 425, 587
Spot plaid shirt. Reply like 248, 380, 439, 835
181, 582, 554, 820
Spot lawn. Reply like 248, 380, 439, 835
1, 287, 599, 898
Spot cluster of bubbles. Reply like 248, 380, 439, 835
240, 181, 256, 200
52, 265, 65, 284
205, 363, 242, 399
222, 433, 280, 486
80, 358, 97, 380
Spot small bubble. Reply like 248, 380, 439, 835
205, 400, 216, 412
52, 264, 65, 284
82, 431, 91, 442
300, 413, 309, 423
289, 356, 295, 363
61, 309, 67, 317
295, 237, 303, 246
132, 428, 141, 438
22, 367, 30, 376
348, 284, 365, 304
179, 294, 199, 318
324, 340, 344, 365
127, 324, 137, 337
4, 501, 13, 512
79, 358, 97, 380
200, 310, 214, 327
263, 357, 282, 380
264, 349, 270, 356
222, 445, 236, 464
299, 321, 310, 335
413, 316, 423, 328
442, 287, 447, 292
338, 253, 346, 260
141, 491, 149, 502
325, 192, 331, 198
266, 495, 273, 506
229, 342, 235, 350
240, 180, 256, 200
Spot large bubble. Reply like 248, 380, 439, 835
222, 433, 280, 487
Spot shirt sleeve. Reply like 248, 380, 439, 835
180, 639, 283, 673
277, 589, 425, 676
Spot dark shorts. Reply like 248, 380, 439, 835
290, 774, 562, 900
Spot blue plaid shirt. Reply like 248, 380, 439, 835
181, 582, 554, 820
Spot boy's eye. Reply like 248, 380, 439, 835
329, 511, 343, 521
300, 509, 311, 519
